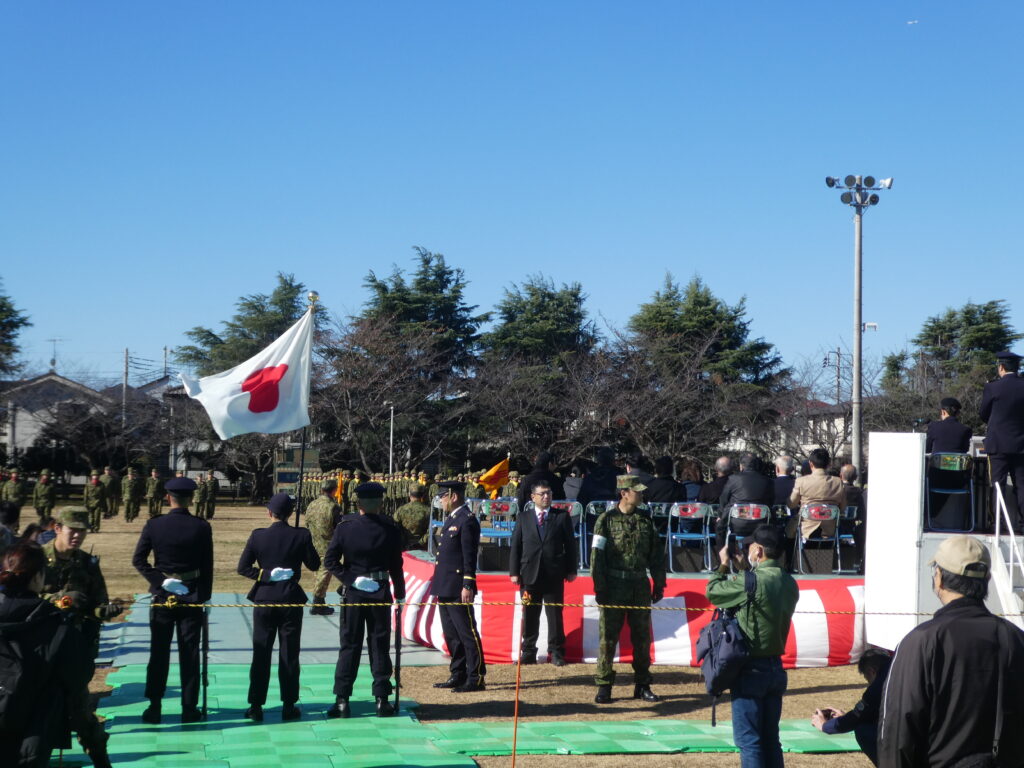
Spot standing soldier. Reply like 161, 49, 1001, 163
204, 470, 220, 520
83, 470, 107, 533
40, 507, 123, 768
146, 468, 164, 518
193, 474, 208, 520
339, 471, 352, 513
122, 467, 144, 522
306, 478, 343, 616
132, 476, 214, 724
33, 468, 57, 520
324, 482, 406, 718
1, 468, 27, 514
100, 466, 119, 519
591, 475, 667, 704
395, 483, 432, 551
237, 493, 320, 722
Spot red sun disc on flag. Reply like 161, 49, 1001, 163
242, 365, 289, 413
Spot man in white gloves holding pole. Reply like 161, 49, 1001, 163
323, 482, 407, 718
237, 492, 321, 722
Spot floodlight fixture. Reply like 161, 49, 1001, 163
841, 191, 853, 204
863, 176, 876, 187
844, 175, 857, 187
869, 193, 880, 205
825, 176, 837, 188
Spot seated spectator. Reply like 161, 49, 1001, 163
576, 447, 620, 510
788, 448, 846, 540
698, 456, 734, 505
0, 501, 18, 554
841, 464, 867, 571
926, 397, 972, 454
716, 453, 774, 549
811, 648, 892, 766
562, 465, 584, 501
644, 456, 684, 504
624, 452, 655, 486
678, 459, 704, 502
0, 543, 94, 766
772, 455, 796, 508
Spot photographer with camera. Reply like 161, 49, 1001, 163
811, 648, 892, 766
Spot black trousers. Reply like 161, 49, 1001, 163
333, 592, 393, 698
145, 603, 203, 709
520, 581, 566, 659
990, 453, 1024, 528
248, 605, 303, 706
437, 597, 486, 685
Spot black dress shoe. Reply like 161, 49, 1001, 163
550, 655, 567, 667
594, 685, 612, 704
376, 697, 396, 717
181, 708, 205, 723
519, 654, 537, 665
244, 705, 263, 722
633, 685, 659, 702
310, 603, 335, 616
453, 680, 485, 693
141, 705, 162, 724
433, 676, 465, 689
282, 704, 302, 721
326, 698, 350, 719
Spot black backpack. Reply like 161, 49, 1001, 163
0, 620, 68, 732
695, 569, 757, 726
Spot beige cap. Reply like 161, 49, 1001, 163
929, 535, 991, 579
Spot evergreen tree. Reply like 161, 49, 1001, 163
0, 280, 31, 377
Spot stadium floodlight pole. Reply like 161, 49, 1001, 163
824, 175, 893, 482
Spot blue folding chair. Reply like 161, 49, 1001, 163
834, 505, 859, 574
795, 503, 840, 574
925, 452, 974, 532
667, 502, 713, 572
582, 500, 617, 567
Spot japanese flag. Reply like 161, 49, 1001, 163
180, 309, 314, 440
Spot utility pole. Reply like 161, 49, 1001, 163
122, 348, 129, 429
163, 346, 169, 377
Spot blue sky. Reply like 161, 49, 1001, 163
1, 2, 1021, 387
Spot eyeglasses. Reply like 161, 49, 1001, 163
532, 490, 553, 496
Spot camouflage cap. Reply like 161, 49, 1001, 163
40, 468, 51, 476
616, 475, 648, 492
90, 469, 101, 477
56, 506, 90, 530
409, 483, 427, 497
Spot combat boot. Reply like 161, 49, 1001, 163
594, 685, 612, 704
310, 597, 334, 616
633, 684, 659, 702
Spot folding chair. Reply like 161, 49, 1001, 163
795, 503, 840, 574
668, 502, 713, 572
925, 452, 974, 532
582, 500, 617, 567
726, 503, 772, 551
834, 505, 859, 574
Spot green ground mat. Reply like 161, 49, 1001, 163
53, 664, 857, 766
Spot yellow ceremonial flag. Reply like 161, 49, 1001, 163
478, 457, 510, 499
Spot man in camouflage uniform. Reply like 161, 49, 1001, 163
100, 466, 119, 519
306, 478, 343, 615
591, 475, 666, 704
204, 470, 220, 519
146, 468, 164, 518
395, 483, 432, 550
41, 507, 123, 768
193, 474, 208, 520
122, 467, 144, 522
1, 468, 27, 514
33, 468, 57, 520
83, 470, 107, 532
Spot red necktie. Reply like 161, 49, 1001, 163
537, 509, 545, 527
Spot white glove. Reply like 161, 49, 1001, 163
353, 576, 380, 592
270, 568, 294, 582
161, 578, 189, 595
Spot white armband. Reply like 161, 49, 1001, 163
592, 534, 607, 550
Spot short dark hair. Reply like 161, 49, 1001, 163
937, 565, 988, 601
0, 501, 18, 527
738, 453, 759, 472
751, 524, 784, 559
857, 648, 892, 678
0, 542, 46, 592
654, 456, 674, 476
808, 448, 830, 469
531, 481, 552, 495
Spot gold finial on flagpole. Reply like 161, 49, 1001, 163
307, 290, 319, 307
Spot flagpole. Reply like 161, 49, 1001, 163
294, 291, 318, 528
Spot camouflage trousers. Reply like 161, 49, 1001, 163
124, 499, 141, 522
86, 503, 102, 532
594, 577, 653, 686
105, 494, 119, 519
311, 539, 334, 600
147, 496, 163, 518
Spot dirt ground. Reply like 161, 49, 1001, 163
83, 504, 873, 766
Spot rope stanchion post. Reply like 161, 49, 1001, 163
394, 600, 403, 712
510, 590, 530, 768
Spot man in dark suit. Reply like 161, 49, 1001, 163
980, 349, 1024, 527
644, 456, 684, 504
715, 453, 773, 548
773, 455, 796, 507
132, 477, 214, 724
237, 492, 321, 722
324, 482, 406, 718
509, 479, 578, 666
516, 451, 565, 511
698, 456, 735, 505
430, 480, 486, 692
926, 397, 973, 454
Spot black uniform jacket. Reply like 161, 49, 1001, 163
132, 507, 214, 602
323, 513, 406, 601
237, 520, 321, 604
719, 471, 774, 511
925, 417, 972, 454
879, 598, 1024, 768
509, 505, 578, 588
429, 504, 480, 597
980, 373, 1024, 454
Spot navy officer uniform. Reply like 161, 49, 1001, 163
237, 492, 320, 722
430, 480, 486, 692
132, 476, 214, 723
980, 349, 1024, 527
324, 482, 406, 718
926, 397, 973, 454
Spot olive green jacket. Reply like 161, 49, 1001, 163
706, 559, 799, 657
